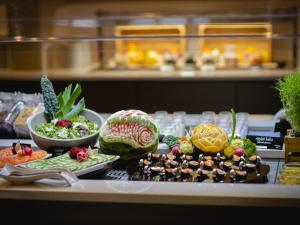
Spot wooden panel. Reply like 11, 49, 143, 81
80, 81, 137, 113
236, 81, 282, 114
0, 80, 137, 113
0, 79, 283, 114
285, 130, 300, 163
0, 199, 298, 225
137, 81, 235, 113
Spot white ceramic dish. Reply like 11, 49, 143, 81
27, 108, 104, 150
21, 155, 120, 177
73, 155, 120, 176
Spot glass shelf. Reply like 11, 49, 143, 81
0, 0, 299, 74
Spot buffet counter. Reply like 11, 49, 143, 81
0, 114, 300, 225
0, 138, 299, 208
0, 69, 293, 81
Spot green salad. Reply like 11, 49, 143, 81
36, 76, 99, 139
36, 115, 99, 139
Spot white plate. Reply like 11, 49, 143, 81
73, 156, 120, 176
0, 152, 52, 171
20, 154, 120, 177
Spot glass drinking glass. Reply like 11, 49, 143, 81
202, 111, 216, 124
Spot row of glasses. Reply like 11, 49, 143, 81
216, 111, 232, 135
198, 111, 249, 137
236, 112, 249, 137
153, 111, 186, 137
153, 110, 249, 138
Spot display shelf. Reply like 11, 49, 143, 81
0, 68, 293, 81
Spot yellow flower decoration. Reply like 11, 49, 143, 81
191, 124, 228, 153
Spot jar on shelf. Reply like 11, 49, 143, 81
201, 52, 215, 72
183, 54, 197, 71
160, 52, 177, 72
221, 44, 238, 68
0, 101, 25, 138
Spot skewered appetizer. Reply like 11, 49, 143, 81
136, 151, 265, 183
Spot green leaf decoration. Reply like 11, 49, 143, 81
40, 75, 59, 120
229, 108, 236, 145
62, 98, 85, 119
56, 84, 84, 119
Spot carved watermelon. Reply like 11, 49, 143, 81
99, 110, 159, 159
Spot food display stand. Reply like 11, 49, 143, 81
1, 1, 300, 224
0, 113, 300, 225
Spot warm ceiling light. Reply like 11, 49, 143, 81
265, 32, 272, 38
14, 36, 23, 41
48, 37, 56, 40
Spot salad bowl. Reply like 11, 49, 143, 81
28, 108, 104, 151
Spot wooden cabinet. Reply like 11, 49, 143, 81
0, 78, 282, 114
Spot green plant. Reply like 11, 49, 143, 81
56, 83, 85, 120
276, 71, 300, 134
40, 75, 85, 121
41, 75, 59, 120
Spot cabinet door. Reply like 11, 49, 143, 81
236, 81, 282, 114
82, 81, 137, 113
137, 81, 235, 113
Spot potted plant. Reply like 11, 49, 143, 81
276, 70, 300, 162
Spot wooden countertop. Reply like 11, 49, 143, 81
0, 69, 293, 81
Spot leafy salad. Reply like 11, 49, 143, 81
36, 115, 99, 139
36, 75, 99, 139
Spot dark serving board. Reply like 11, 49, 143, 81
82, 158, 270, 183
128, 163, 270, 183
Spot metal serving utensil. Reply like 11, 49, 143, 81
0, 164, 79, 186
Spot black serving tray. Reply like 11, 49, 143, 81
80, 158, 270, 184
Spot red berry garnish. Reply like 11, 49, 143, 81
77, 151, 89, 162
55, 120, 72, 128
22, 146, 33, 156
69, 147, 87, 159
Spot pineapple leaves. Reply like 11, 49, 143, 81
62, 98, 86, 119
40, 76, 86, 121
56, 84, 85, 119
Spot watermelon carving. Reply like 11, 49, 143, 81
99, 110, 159, 159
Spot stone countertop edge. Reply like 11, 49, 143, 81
0, 180, 299, 207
